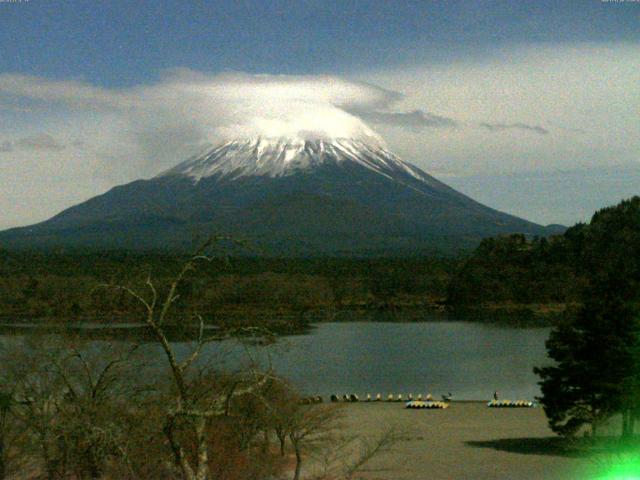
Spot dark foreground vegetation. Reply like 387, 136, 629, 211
535, 197, 640, 440
0, 248, 397, 480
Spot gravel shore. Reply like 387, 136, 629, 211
332, 402, 591, 480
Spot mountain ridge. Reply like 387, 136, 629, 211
0, 137, 564, 255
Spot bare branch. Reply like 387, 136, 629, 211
179, 314, 206, 372
99, 284, 153, 315
93, 345, 139, 400
145, 275, 158, 313
343, 427, 402, 479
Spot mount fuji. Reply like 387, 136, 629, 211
0, 137, 562, 255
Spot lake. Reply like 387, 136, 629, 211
201, 321, 551, 401
0, 320, 552, 401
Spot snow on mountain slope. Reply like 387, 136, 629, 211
158, 137, 434, 186
0, 135, 560, 254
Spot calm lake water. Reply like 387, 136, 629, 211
1, 320, 552, 401
201, 321, 551, 401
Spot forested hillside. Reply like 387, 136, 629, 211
447, 196, 640, 317
0, 252, 454, 329
1, 197, 637, 327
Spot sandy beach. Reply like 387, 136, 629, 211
331, 402, 593, 480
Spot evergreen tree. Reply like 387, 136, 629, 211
535, 197, 640, 437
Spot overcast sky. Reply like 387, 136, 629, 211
0, 0, 639, 230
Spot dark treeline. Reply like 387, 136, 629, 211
3, 198, 639, 327
446, 197, 639, 317
0, 252, 456, 328
446, 228, 587, 313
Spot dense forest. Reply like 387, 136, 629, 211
1, 197, 638, 328
0, 252, 455, 330
446, 227, 587, 313
447, 197, 640, 321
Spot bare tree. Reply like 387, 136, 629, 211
341, 427, 402, 480
307, 426, 402, 480
106, 239, 276, 480
0, 239, 399, 480
4, 337, 71, 480
0, 387, 20, 480
257, 379, 299, 457
51, 341, 142, 479
1, 335, 143, 479
287, 404, 342, 480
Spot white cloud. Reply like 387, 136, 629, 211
0, 72, 400, 144
0, 72, 411, 229
0, 74, 137, 110
358, 43, 640, 176
0, 43, 638, 229
0, 72, 418, 179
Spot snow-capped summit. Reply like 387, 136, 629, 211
0, 135, 560, 254
158, 137, 432, 184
